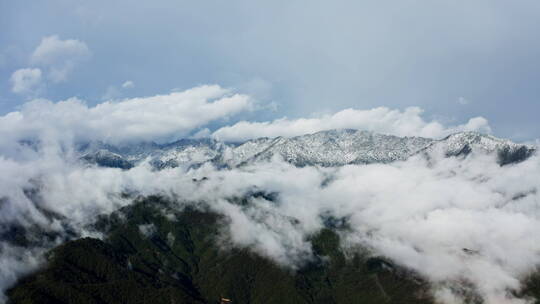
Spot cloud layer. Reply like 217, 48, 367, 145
0, 85, 252, 146
0, 85, 536, 304
212, 107, 491, 141
1, 144, 538, 304
0, 84, 492, 150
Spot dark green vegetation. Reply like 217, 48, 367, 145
6, 196, 436, 304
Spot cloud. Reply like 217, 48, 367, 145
0, 84, 537, 303
0, 85, 252, 145
7, 36, 90, 98
9, 68, 42, 95
5, 1, 540, 141
2, 149, 538, 303
122, 80, 135, 89
180, 155, 540, 303
30, 35, 91, 83
212, 107, 492, 141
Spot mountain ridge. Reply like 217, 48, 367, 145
78, 129, 536, 169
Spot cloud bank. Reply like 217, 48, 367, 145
0, 84, 492, 148
212, 107, 491, 141
0, 85, 536, 304
2, 146, 538, 304
0, 85, 252, 146
191, 155, 540, 304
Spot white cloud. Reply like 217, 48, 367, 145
122, 80, 135, 89
9, 68, 42, 94
0, 126, 537, 304
0, 85, 252, 145
0, 84, 536, 303
30, 35, 91, 83
212, 107, 492, 141
182, 155, 540, 303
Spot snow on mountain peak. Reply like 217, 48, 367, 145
78, 129, 536, 169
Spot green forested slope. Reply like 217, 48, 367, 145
6, 196, 439, 304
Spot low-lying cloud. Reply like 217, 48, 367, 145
2, 148, 539, 304
212, 107, 491, 141
0, 85, 537, 304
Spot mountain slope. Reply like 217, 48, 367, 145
7, 196, 435, 304
79, 130, 536, 169
224, 129, 433, 167
421, 132, 536, 165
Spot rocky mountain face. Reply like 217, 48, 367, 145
78, 129, 536, 169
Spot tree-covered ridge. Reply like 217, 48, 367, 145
7, 196, 435, 304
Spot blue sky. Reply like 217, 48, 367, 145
1, 0, 540, 141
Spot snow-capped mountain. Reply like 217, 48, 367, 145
420, 132, 535, 165
78, 129, 536, 169
221, 129, 434, 167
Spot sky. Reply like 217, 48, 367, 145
2, 3, 540, 303
1, 0, 540, 142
